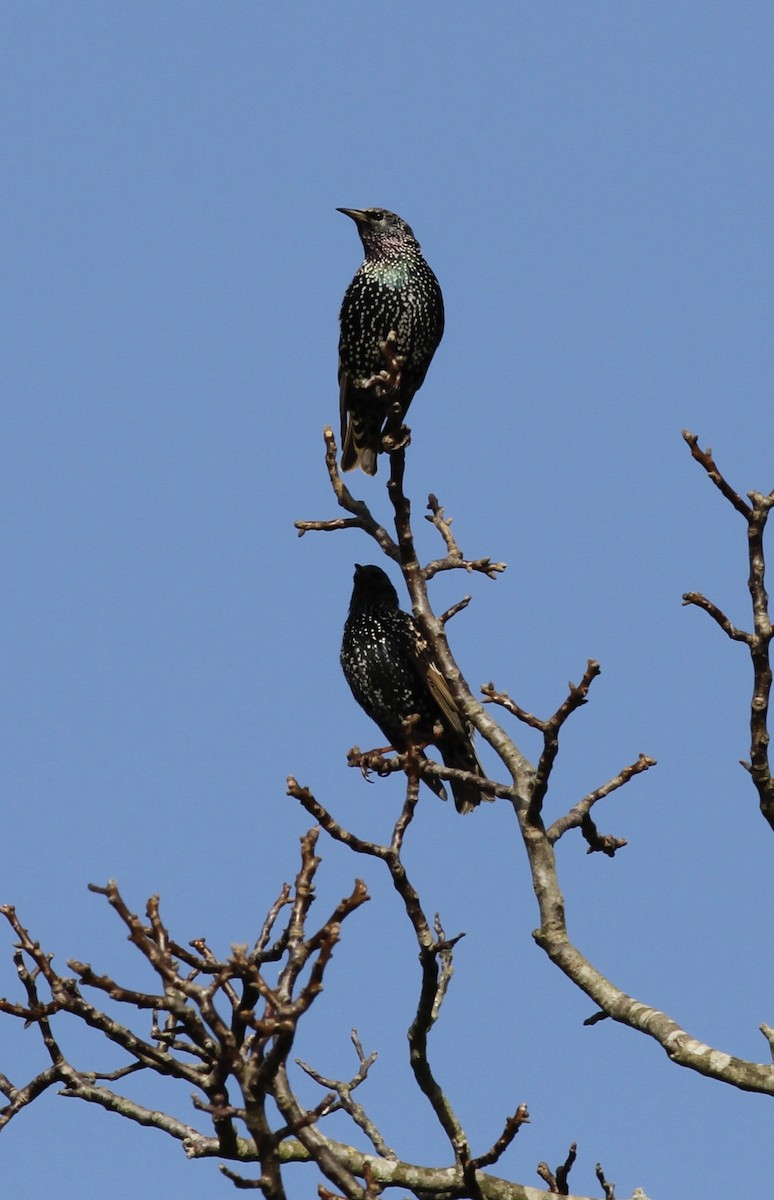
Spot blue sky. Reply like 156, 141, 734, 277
2, 4, 774, 1197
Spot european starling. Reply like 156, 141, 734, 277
340, 564, 487, 814
337, 208, 445, 475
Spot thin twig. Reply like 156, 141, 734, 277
481, 683, 546, 731
528, 662, 601, 824
439, 595, 472, 625
470, 1104, 530, 1170
423, 494, 507, 580
596, 1162, 616, 1200
547, 754, 656, 844
683, 434, 774, 829
293, 428, 398, 561
682, 430, 751, 518
681, 593, 751, 643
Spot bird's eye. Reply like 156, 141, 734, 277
369, 210, 385, 222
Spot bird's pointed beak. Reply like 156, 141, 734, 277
337, 207, 368, 225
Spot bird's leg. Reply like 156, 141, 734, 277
347, 744, 397, 782
377, 329, 404, 391
358, 757, 376, 782
381, 414, 411, 454
347, 735, 433, 782
360, 329, 404, 394
378, 331, 412, 450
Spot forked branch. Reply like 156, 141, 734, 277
682, 430, 774, 829
293, 426, 774, 1103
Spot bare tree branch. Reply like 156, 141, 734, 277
292, 426, 774, 1106
6, 428, 774, 1200
681, 592, 752, 643
297, 1030, 396, 1161
537, 1142, 577, 1195
470, 1105, 530, 1170
595, 1163, 616, 1200
547, 755, 656, 845
528, 662, 602, 825
683, 432, 774, 829
682, 430, 752, 518
287, 776, 470, 1162
294, 427, 399, 561
424, 493, 507, 580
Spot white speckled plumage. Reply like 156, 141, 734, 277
340, 564, 487, 813
337, 208, 444, 475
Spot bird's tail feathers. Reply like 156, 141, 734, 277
418, 750, 448, 803
440, 741, 490, 815
340, 383, 383, 475
341, 416, 379, 475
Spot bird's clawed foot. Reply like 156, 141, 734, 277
361, 330, 405, 395
347, 744, 396, 781
381, 421, 411, 454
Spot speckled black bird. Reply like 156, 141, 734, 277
341, 564, 487, 813
337, 208, 445, 475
